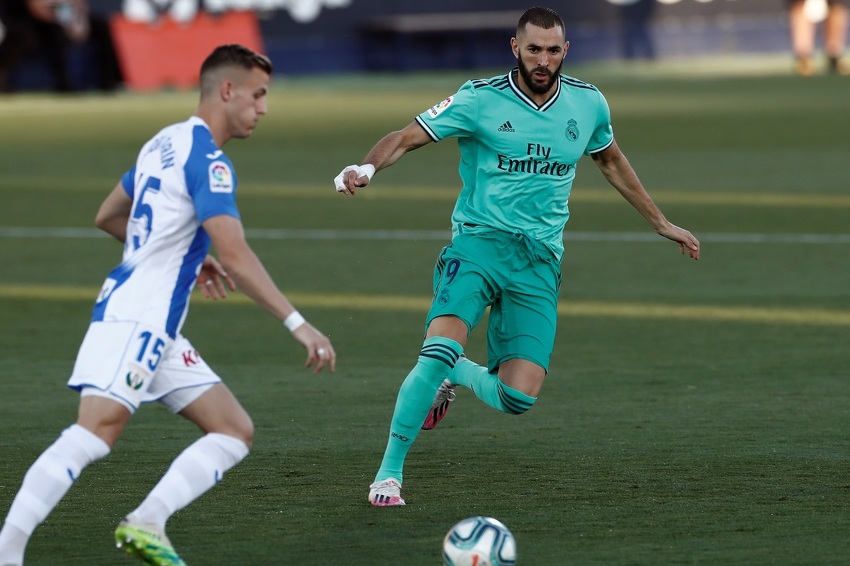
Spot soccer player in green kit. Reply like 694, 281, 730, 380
334, 6, 701, 506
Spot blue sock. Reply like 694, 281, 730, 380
374, 337, 462, 483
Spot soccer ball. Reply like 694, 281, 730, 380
442, 516, 517, 566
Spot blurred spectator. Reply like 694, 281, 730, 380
122, 0, 198, 23
618, 0, 656, 60
788, 0, 849, 75
0, 0, 122, 92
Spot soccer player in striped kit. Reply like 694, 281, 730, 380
0, 44, 336, 565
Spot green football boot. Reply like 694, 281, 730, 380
115, 519, 187, 566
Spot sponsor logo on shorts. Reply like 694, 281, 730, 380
125, 363, 149, 391
125, 370, 145, 390
182, 349, 201, 366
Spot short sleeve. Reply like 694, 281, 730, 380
120, 167, 136, 198
585, 90, 615, 155
183, 125, 240, 223
415, 81, 478, 142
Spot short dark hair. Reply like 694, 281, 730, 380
517, 7, 565, 37
199, 44, 273, 94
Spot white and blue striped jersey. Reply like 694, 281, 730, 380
92, 116, 240, 338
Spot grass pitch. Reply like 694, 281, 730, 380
1, 55, 849, 564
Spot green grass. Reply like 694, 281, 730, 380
1, 55, 849, 565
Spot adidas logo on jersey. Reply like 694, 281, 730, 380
497, 121, 515, 133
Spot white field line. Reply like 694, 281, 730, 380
2, 227, 850, 245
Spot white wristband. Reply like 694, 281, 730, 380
360, 163, 376, 179
334, 164, 375, 192
283, 311, 306, 332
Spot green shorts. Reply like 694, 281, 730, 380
425, 229, 562, 373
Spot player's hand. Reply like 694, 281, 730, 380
657, 224, 700, 260
196, 255, 237, 299
291, 323, 336, 374
334, 164, 374, 196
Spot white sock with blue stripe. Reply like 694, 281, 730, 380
0, 424, 110, 565
127, 433, 249, 529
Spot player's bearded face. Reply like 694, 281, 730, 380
517, 55, 562, 94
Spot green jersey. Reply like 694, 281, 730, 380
415, 68, 614, 260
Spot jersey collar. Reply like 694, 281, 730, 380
508, 68, 561, 112
188, 115, 210, 130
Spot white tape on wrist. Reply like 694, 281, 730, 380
283, 311, 306, 332
334, 164, 375, 192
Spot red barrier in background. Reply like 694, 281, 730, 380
109, 11, 264, 91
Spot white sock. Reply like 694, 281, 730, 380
128, 433, 249, 529
0, 425, 110, 565
0, 525, 27, 566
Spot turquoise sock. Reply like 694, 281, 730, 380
375, 337, 463, 483
450, 357, 537, 415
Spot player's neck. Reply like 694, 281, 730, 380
195, 107, 230, 148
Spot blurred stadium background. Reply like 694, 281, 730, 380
2, 1, 850, 564
0, 0, 831, 91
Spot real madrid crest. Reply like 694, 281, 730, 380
565, 118, 579, 142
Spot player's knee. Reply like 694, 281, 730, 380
209, 412, 254, 448
77, 394, 133, 448
232, 416, 255, 448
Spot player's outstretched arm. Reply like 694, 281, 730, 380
202, 214, 336, 373
591, 140, 700, 260
95, 182, 132, 243
334, 121, 432, 196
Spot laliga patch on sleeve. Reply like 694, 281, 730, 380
208, 161, 233, 193
427, 96, 453, 118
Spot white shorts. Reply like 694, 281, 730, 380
68, 321, 221, 414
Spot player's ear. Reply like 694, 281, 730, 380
563, 41, 570, 59
219, 81, 232, 102
510, 37, 519, 58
